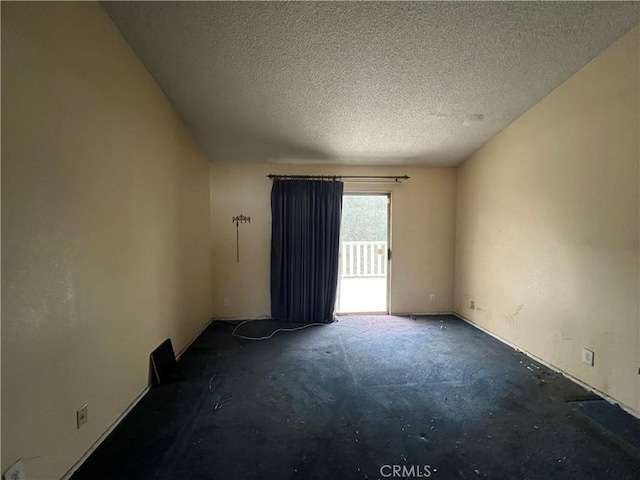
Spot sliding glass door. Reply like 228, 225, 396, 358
336, 194, 389, 313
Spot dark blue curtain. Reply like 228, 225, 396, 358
271, 179, 343, 323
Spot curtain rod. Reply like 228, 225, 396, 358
267, 174, 410, 182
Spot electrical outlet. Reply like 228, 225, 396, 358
77, 404, 88, 429
470, 300, 475, 310
582, 348, 594, 366
3, 459, 25, 480
223, 298, 230, 307
429, 294, 436, 302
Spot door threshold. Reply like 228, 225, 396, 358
335, 311, 389, 316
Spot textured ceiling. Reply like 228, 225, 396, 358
102, 2, 640, 166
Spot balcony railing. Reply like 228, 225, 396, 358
340, 241, 387, 278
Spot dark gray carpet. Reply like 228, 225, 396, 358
72, 315, 640, 480
569, 399, 640, 452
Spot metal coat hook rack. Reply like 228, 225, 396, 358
232, 214, 251, 262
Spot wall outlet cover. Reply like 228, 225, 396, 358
582, 348, 594, 366
77, 404, 88, 428
3, 459, 25, 480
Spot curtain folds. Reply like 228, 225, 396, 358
270, 179, 343, 323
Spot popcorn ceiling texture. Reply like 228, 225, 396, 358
102, 2, 640, 166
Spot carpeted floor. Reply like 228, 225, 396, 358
569, 399, 640, 452
71, 315, 640, 480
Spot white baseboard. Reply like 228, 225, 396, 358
209, 316, 270, 322
176, 316, 216, 360
60, 385, 151, 480
392, 311, 454, 316
452, 312, 640, 420
61, 315, 216, 479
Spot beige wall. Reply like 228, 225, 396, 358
455, 26, 640, 414
210, 163, 456, 318
2, 2, 636, 477
1, 3, 213, 478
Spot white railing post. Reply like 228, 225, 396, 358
340, 241, 387, 278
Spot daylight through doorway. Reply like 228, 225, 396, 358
336, 194, 389, 313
